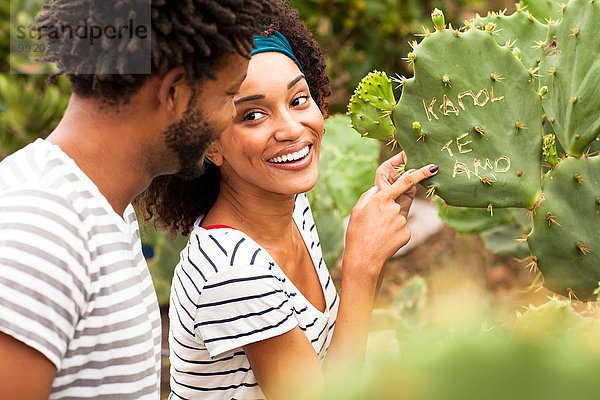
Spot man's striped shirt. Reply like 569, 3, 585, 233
0, 139, 161, 399
169, 193, 339, 400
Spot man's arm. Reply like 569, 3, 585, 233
0, 332, 56, 399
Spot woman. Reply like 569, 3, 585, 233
139, 3, 437, 399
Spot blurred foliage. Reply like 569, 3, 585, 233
290, 0, 489, 112
308, 114, 380, 268
0, 74, 70, 158
139, 222, 188, 307
0, 0, 69, 160
310, 281, 600, 400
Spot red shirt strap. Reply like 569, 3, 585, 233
203, 224, 234, 230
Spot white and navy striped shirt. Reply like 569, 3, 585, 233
169, 193, 339, 399
0, 139, 161, 399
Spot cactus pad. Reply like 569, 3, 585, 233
527, 155, 600, 300
436, 198, 511, 234
347, 70, 397, 143
518, 0, 563, 22
393, 28, 543, 209
539, 0, 600, 156
472, 10, 548, 71
480, 208, 531, 257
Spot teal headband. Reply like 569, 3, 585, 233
251, 31, 303, 72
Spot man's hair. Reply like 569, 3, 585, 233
35, 0, 279, 103
136, 0, 332, 236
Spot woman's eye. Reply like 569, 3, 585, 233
291, 95, 309, 107
243, 111, 265, 121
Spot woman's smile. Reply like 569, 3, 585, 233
267, 143, 314, 170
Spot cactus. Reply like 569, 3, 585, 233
542, 133, 559, 166
518, 0, 563, 22
308, 189, 345, 269
436, 198, 511, 234
308, 115, 380, 268
480, 223, 530, 257
539, 0, 600, 156
472, 9, 548, 71
392, 27, 543, 209
348, 1, 600, 300
347, 70, 397, 145
527, 155, 600, 300
436, 199, 531, 256
315, 114, 381, 216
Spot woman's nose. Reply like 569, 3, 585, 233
273, 111, 303, 141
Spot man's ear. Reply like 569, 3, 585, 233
204, 142, 225, 167
157, 66, 189, 116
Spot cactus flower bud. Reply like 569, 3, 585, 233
542, 134, 559, 167
539, 86, 549, 98
431, 8, 446, 30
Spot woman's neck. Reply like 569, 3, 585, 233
205, 179, 298, 244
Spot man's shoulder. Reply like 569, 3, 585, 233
0, 143, 87, 240
0, 139, 73, 195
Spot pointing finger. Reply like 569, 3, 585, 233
383, 164, 438, 200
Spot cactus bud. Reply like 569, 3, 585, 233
485, 22, 497, 34
412, 121, 426, 142
538, 86, 549, 98
542, 134, 559, 167
431, 8, 446, 30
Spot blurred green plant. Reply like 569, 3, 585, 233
290, 0, 488, 111
0, 74, 70, 159
310, 286, 600, 400
308, 114, 380, 268
0, 0, 69, 160
139, 222, 188, 307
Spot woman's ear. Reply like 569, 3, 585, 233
157, 66, 189, 116
204, 142, 224, 167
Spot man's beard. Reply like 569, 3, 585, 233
162, 103, 217, 180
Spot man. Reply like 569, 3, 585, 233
0, 0, 278, 398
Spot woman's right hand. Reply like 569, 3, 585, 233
343, 164, 438, 277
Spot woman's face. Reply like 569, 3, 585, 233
211, 52, 324, 196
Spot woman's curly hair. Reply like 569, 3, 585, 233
136, 0, 331, 236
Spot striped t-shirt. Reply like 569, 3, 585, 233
169, 193, 339, 399
0, 139, 161, 399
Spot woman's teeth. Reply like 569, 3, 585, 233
269, 145, 310, 163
